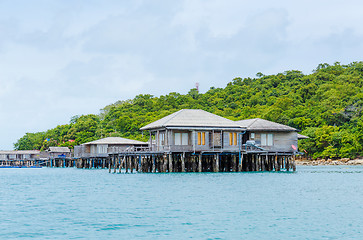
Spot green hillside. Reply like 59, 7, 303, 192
15, 62, 363, 159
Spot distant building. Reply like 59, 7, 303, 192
0, 150, 42, 161
46, 147, 72, 159
74, 137, 148, 158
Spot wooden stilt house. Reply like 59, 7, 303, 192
140, 109, 245, 153
46, 147, 71, 159
0, 150, 44, 167
74, 137, 148, 158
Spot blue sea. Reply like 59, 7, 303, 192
1, 166, 362, 239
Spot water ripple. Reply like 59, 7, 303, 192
0, 166, 363, 239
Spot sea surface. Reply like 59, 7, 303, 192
1, 166, 362, 239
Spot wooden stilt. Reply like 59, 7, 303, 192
232, 155, 237, 172
130, 156, 134, 173
152, 155, 156, 173
253, 155, 257, 171
118, 156, 122, 173
161, 155, 166, 173
168, 154, 173, 173
125, 156, 129, 173
215, 154, 219, 172
292, 155, 296, 171
137, 155, 141, 172
181, 153, 185, 172
198, 153, 202, 172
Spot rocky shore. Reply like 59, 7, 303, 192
296, 158, 363, 166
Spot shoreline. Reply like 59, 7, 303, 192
296, 159, 363, 166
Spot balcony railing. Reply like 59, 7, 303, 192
107, 146, 151, 154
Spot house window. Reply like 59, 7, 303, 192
229, 132, 238, 146
197, 132, 206, 145
261, 133, 273, 146
175, 132, 189, 145
250, 133, 255, 139
159, 132, 165, 146
97, 145, 108, 154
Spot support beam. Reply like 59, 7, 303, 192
214, 154, 219, 172
152, 155, 156, 173
198, 153, 202, 172
181, 153, 185, 172
168, 154, 173, 173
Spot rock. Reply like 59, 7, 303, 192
347, 159, 363, 165
341, 158, 350, 163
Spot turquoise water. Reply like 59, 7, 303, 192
1, 166, 362, 239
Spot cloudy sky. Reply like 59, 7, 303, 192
1, 0, 362, 149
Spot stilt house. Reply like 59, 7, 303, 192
0, 150, 43, 161
46, 147, 71, 159
140, 109, 245, 153
0, 150, 43, 166
74, 137, 148, 158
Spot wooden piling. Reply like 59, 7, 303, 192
198, 153, 202, 172
181, 153, 185, 172
168, 154, 172, 173
152, 156, 156, 173
214, 154, 219, 172
118, 156, 122, 173
125, 156, 129, 173
232, 155, 237, 172
113, 156, 117, 173
292, 155, 296, 171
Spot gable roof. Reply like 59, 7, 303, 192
0, 150, 40, 155
140, 109, 243, 131
82, 137, 147, 145
236, 118, 297, 132
48, 147, 71, 153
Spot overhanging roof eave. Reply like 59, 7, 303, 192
142, 126, 246, 131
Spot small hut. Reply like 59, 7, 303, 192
46, 147, 72, 159
74, 137, 148, 158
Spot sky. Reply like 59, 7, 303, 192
1, 0, 363, 150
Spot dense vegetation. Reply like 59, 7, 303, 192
15, 62, 363, 159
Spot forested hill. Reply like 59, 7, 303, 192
15, 62, 363, 159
